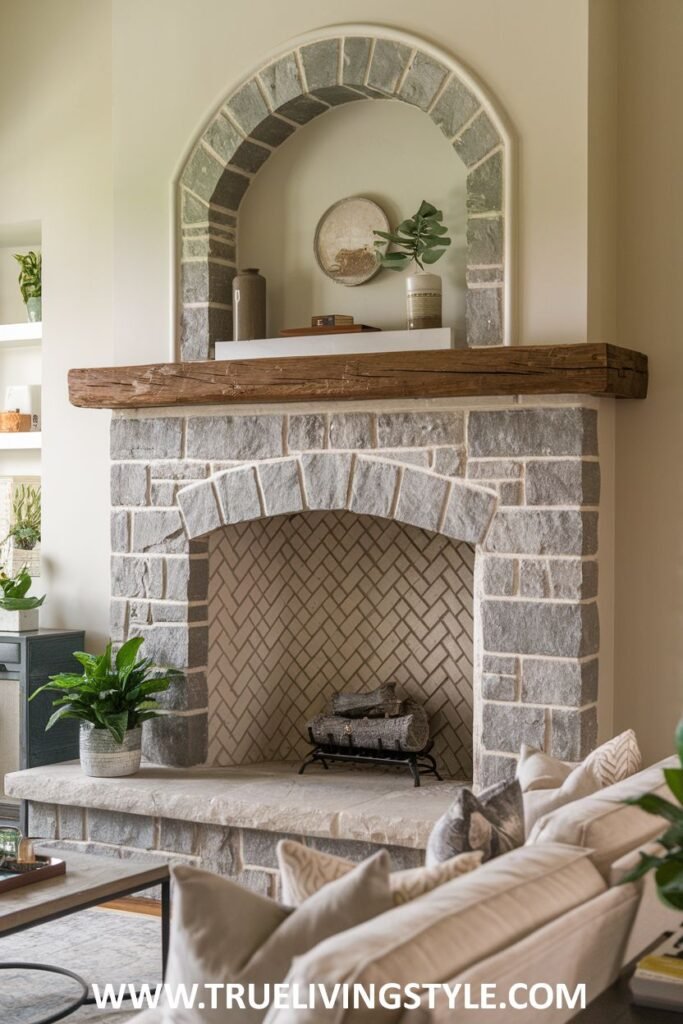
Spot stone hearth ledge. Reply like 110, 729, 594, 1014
6, 762, 464, 849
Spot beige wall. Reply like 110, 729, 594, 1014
614, 0, 683, 763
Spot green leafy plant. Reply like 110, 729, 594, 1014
374, 200, 452, 272
620, 719, 683, 909
12, 251, 41, 302
0, 566, 45, 611
30, 636, 178, 744
4, 485, 41, 550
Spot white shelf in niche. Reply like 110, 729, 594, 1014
0, 322, 42, 348
215, 327, 456, 361
0, 431, 42, 450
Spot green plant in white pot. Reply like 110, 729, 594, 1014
0, 566, 45, 632
31, 637, 178, 778
12, 250, 42, 322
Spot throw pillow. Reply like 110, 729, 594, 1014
519, 754, 602, 832
164, 851, 392, 1023
277, 839, 483, 906
584, 728, 641, 786
425, 777, 524, 867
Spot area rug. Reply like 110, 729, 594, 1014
0, 906, 161, 1023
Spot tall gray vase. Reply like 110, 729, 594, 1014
233, 268, 266, 341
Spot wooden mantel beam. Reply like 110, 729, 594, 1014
68, 343, 648, 410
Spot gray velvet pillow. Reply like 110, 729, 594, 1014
426, 778, 524, 866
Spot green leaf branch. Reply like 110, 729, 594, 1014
374, 200, 452, 272
12, 250, 41, 303
0, 566, 45, 611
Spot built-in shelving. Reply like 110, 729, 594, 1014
0, 322, 42, 348
0, 431, 42, 450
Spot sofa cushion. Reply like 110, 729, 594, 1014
425, 777, 524, 866
165, 852, 393, 1022
277, 839, 482, 906
518, 744, 602, 833
265, 843, 605, 1024
527, 756, 676, 878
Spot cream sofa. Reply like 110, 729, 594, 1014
137, 757, 679, 1023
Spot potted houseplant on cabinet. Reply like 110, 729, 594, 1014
31, 636, 178, 778
12, 251, 42, 322
374, 200, 451, 331
2, 485, 41, 576
0, 566, 45, 631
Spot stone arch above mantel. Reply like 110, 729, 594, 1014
178, 27, 513, 360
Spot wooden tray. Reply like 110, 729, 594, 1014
279, 325, 380, 336
0, 856, 66, 892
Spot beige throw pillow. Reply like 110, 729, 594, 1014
584, 728, 642, 786
164, 851, 392, 1023
277, 839, 483, 906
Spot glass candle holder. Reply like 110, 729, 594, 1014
0, 826, 21, 864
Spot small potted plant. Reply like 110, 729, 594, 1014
621, 719, 683, 909
31, 637, 178, 778
374, 200, 451, 331
0, 566, 45, 632
2, 485, 41, 577
12, 251, 42, 322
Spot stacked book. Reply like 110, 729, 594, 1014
280, 314, 380, 337
630, 926, 683, 1011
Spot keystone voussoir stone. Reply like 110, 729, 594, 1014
485, 510, 598, 556
186, 415, 283, 460
111, 417, 183, 460
468, 408, 598, 458
521, 658, 598, 707
257, 459, 304, 517
481, 703, 546, 753
441, 480, 497, 544
349, 458, 400, 518
301, 453, 352, 510
395, 468, 449, 533
482, 600, 599, 658
377, 411, 463, 448
177, 481, 222, 539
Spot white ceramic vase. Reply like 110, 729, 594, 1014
406, 272, 442, 330
79, 723, 142, 778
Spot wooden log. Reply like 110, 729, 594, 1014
68, 343, 649, 410
330, 683, 401, 719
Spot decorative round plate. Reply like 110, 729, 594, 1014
314, 197, 389, 287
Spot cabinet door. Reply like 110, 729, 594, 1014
25, 636, 82, 767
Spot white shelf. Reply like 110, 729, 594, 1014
0, 322, 42, 348
0, 431, 41, 450
215, 327, 455, 361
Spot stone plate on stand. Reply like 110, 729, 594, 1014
314, 197, 388, 286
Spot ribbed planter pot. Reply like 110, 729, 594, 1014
79, 723, 142, 778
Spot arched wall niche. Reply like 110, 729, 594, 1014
176, 26, 514, 360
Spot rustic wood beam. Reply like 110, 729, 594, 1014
68, 343, 648, 409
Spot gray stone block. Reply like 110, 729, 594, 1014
180, 304, 231, 361
186, 415, 283, 460
111, 463, 148, 507
110, 599, 128, 641
250, 113, 295, 147
329, 412, 373, 449
467, 267, 504, 285
260, 53, 303, 109
301, 40, 339, 91
483, 557, 517, 596
441, 481, 497, 544
159, 818, 196, 855
133, 510, 186, 554
367, 39, 412, 94
182, 144, 227, 204
395, 468, 449, 533
399, 51, 448, 110
181, 234, 236, 263
142, 712, 208, 767
377, 411, 463, 448
377, 449, 431, 468
497, 481, 524, 506
111, 417, 183, 461
138, 623, 208, 669
111, 555, 164, 600
468, 408, 598, 458
549, 559, 598, 600
181, 190, 210, 226
349, 458, 400, 518
526, 460, 601, 506
521, 658, 599, 707
28, 802, 57, 839
485, 510, 598, 556
550, 706, 598, 761
203, 113, 241, 164
313, 85, 365, 106
155, 671, 208, 712
257, 459, 304, 516
177, 481, 222, 539
225, 79, 270, 136
229, 140, 271, 175
196, 824, 237, 875
214, 465, 262, 524
181, 259, 235, 306
520, 559, 551, 598
467, 151, 504, 214
478, 754, 517, 788
58, 805, 86, 841
111, 511, 130, 553
430, 77, 480, 139
88, 809, 155, 849
129, 600, 151, 625
467, 217, 504, 266
467, 460, 523, 480
151, 482, 177, 507
342, 37, 372, 86
482, 673, 517, 701
482, 600, 599, 658
152, 461, 208, 481
466, 287, 504, 346
432, 447, 464, 476
165, 557, 209, 602
241, 829, 303, 869
151, 601, 205, 623
237, 870, 275, 896
287, 414, 326, 452
454, 111, 501, 167
482, 703, 546, 753
276, 95, 327, 125
483, 654, 518, 675
301, 452, 352, 510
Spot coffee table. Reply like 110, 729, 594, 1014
0, 847, 170, 1024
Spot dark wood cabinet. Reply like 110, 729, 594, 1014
0, 628, 84, 830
